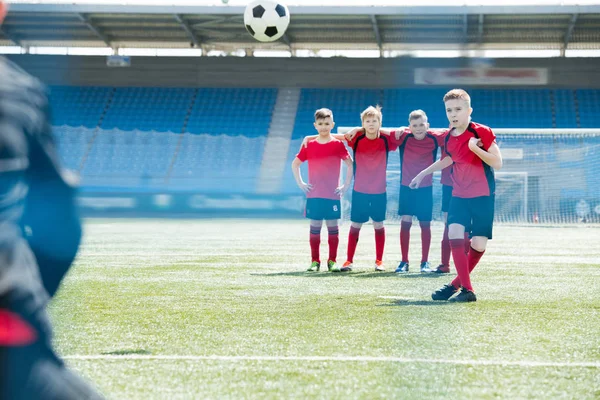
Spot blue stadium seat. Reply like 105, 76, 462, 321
469, 89, 553, 128
48, 86, 112, 128
553, 89, 578, 128
292, 89, 380, 139
382, 88, 449, 128
80, 129, 179, 188
169, 134, 267, 193
577, 89, 600, 128
185, 88, 277, 137
102, 87, 195, 132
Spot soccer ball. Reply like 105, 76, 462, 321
244, 0, 290, 43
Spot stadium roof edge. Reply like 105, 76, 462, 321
9, 4, 600, 15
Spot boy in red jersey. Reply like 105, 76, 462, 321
434, 131, 471, 274
342, 106, 399, 272
292, 108, 353, 272
410, 89, 503, 302
302, 106, 399, 271
391, 110, 443, 274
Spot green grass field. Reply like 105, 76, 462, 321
49, 219, 600, 399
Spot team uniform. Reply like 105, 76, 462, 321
0, 58, 103, 399
346, 133, 398, 223
444, 122, 496, 239
296, 138, 350, 220
295, 138, 350, 269
395, 130, 442, 221
343, 132, 398, 269
432, 121, 497, 300
393, 130, 443, 272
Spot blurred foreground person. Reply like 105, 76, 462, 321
0, 2, 103, 398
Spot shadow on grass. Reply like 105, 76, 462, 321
252, 271, 453, 280
352, 271, 450, 279
378, 299, 451, 307
251, 271, 369, 278
101, 349, 152, 356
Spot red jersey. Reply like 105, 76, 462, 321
393, 130, 443, 187
346, 132, 398, 194
296, 138, 351, 200
437, 130, 454, 186
444, 121, 497, 198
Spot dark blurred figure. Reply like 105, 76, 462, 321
0, 2, 103, 398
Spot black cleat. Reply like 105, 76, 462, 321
431, 284, 458, 301
434, 264, 450, 274
449, 288, 477, 302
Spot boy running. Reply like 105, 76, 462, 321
410, 89, 503, 302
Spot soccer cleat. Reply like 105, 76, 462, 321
395, 261, 409, 273
328, 260, 341, 272
431, 284, 458, 301
420, 261, 433, 273
449, 288, 477, 303
434, 264, 450, 274
340, 261, 353, 272
307, 261, 320, 272
374, 260, 385, 272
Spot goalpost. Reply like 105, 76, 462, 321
337, 127, 600, 225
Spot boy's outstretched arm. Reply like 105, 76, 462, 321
409, 156, 453, 189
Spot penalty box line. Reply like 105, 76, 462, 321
63, 355, 600, 368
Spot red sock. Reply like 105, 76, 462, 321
441, 224, 450, 267
400, 221, 412, 262
450, 239, 472, 291
327, 226, 339, 262
375, 227, 385, 261
347, 226, 361, 262
309, 226, 321, 262
419, 221, 431, 263
451, 247, 485, 288
464, 232, 471, 254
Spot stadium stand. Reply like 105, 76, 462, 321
577, 89, 600, 128
101, 87, 195, 132
49, 87, 600, 213
292, 89, 380, 139
48, 86, 112, 128
186, 88, 277, 137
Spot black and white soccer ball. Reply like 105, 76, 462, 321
244, 0, 290, 43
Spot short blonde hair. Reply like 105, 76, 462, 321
408, 109, 427, 122
314, 108, 333, 121
361, 105, 382, 122
443, 89, 471, 106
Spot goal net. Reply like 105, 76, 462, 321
338, 128, 600, 224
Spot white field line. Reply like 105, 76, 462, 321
63, 355, 600, 368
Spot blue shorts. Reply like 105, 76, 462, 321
350, 191, 387, 223
305, 198, 341, 220
398, 185, 433, 222
441, 184, 453, 213
448, 195, 495, 239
